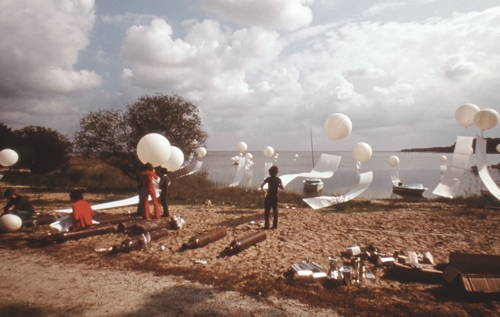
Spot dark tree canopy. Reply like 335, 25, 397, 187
14, 126, 72, 174
74, 93, 208, 180
0, 122, 19, 150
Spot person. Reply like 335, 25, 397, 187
69, 189, 93, 231
157, 167, 171, 218
260, 165, 284, 230
139, 163, 160, 219
1, 188, 34, 221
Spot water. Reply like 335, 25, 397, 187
198, 151, 500, 199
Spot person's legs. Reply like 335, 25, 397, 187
16, 210, 32, 221
272, 200, 278, 229
264, 198, 271, 229
142, 192, 151, 219
160, 194, 169, 217
151, 193, 161, 219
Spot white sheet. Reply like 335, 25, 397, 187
432, 135, 474, 198
302, 171, 373, 209
476, 136, 500, 201
265, 154, 341, 189
229, 157, 246, 187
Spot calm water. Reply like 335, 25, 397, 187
198, 151, 500, 199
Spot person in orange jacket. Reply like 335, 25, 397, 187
70, 189, 93, 231
139, 163, 160, 219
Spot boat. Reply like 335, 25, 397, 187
303, 127, 323, 193
303, 178, 324, 193
392, 182, 428, 197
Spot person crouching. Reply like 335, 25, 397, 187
70, 190, 93, 231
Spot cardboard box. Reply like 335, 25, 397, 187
443, 252, 500, 299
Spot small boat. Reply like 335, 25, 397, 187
303, 178, 324, 193
392, 182, 427, 197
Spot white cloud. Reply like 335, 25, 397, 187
202, 0, 313, 31
0, 0, 101, 97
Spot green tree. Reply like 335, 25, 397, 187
0, 122, 19, 150
74, 93, 208, 180
15, 126, 72, 174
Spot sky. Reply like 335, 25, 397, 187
1, 0, 500, 153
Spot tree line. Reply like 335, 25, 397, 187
0, 94, 207, 179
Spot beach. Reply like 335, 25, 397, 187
1, 188, 500, 316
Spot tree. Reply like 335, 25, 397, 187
0, 122, 19, 150
74, 93, 208, 180
14, 126, 72, 174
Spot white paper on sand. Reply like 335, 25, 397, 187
476, 136, 500, 202
263, 154, 341, 189
49, 214, 101, 232
229, 157, 246, 187
432, 135, 474, 198
302, 171, 373, 210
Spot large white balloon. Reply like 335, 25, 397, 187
474, 109, 500, 131
263, 146, 274, 158
237, 142, 248, 153
351, 142, 372, 163
137, 133, 171, 167
455, 104, 480, 128
195, 147, 207, 158
0, 149, 19, 167
0, 214, 22, 233
439, 155, 447, 162
324, 113, 352, 141
245, 153, 253, 160
161, 146, 184, 171
388, 155, 400, 167
496, 145, 500, 153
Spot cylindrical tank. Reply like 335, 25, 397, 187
131, 220, 173, 234
117, 220, 148, 232
226, 230, 267, 254
54, 223, 115, 243
181, 227, 227, 250
112, 229, 169, 253
93, 215, 134, 225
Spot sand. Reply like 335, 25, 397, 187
1, 189, 499, 316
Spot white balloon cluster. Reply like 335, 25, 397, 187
136, 133, 186, 171
455, 104, 499, 131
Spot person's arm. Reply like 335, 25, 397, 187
279, 179, 284, 190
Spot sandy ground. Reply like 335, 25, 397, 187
1, 189, 500, 317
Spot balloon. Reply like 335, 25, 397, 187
294, 154, 299, 158
324, 113, 352, 141
0, 214, 22, 233
263, 146, 274, 158
439, 155, 447, 162
496, 145, 500, 153
0, 149, 19, 167
245, 153, 253, 160
161, 146, 184, 171
351, 142, 372, 163
388, 155, 400, 167
455, 104, 480, 128
136, 133, 171, 167
237, 142, 247, 153
474, 109, 500, 131
195, 147, 207, 158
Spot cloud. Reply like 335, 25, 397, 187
201, 0, 313, 31
0, 0, 101, 98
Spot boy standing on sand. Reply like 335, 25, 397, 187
260, 165, 284, 229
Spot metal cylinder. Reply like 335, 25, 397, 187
112, 228, 169, 253
54, 223, 115, 243
227, 230, 267, 254
131, 220, 173, 234
117, 219, 148, 232
182, 227, 227, 250
93, 214, 134, 225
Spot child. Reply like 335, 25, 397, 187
260, 165, 284, 229
139, 163, 160, 219
70, 189, 93, 231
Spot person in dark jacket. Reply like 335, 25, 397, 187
1, 188, 35, 221
157, 167, 171, 217
260, 166, 284, 229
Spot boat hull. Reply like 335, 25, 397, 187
303, 179, 324, 192
392, 186, 426, 197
